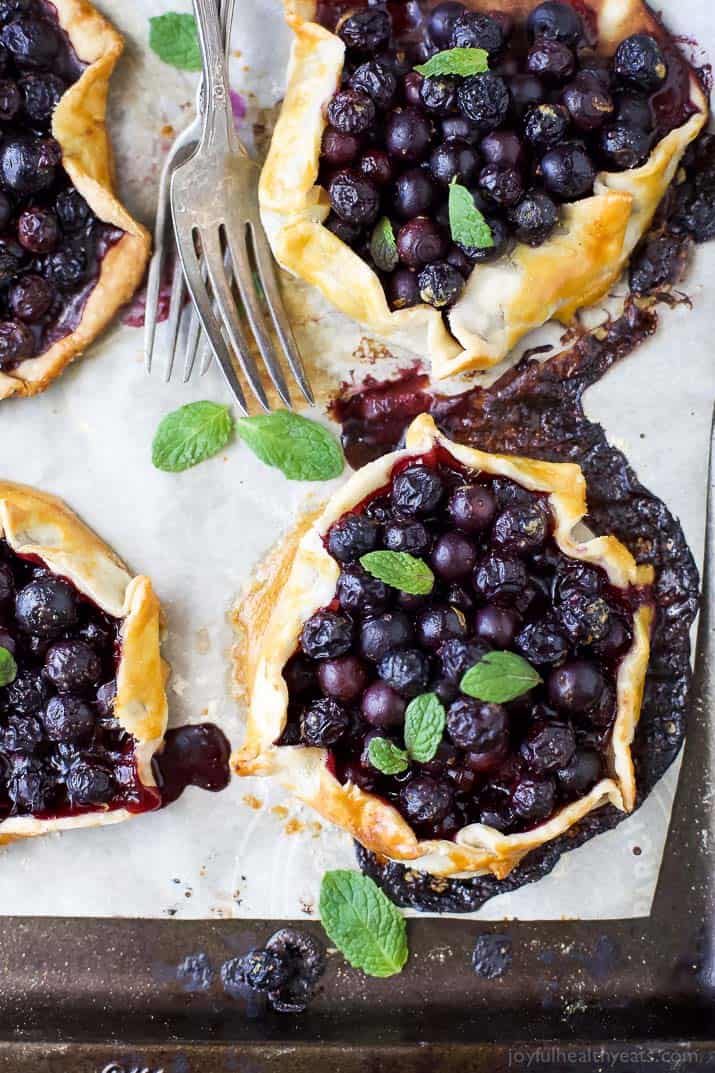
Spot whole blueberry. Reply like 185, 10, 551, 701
44, 249, 88, 290
431, 531, 477, 580
450, 11, 505, 55
236, 948, 292, 992
416, 606, 466, 650
377, 648, 431, 697
396, 217, 448, 269
0, 319, 33, 368
417, 260, 465, 308
593, 615, 631, 659
18, 206, 59, 253
493, 503, 549, 553
2, 17, 62, 68
447, 696, 508, 751
478, 163, 523, 207
20, 72, 65, 123
56, 188, 93, 232
510, 192, 559, 245
400, 774, 452, 826
44, 639, 102, 693
508, 73, 544, 119
515, 618, 569, 666
526, 2, 584, 47
442, 115, 478, 144
562, 71, 614, 132
526, 39, 574, 83
328, 169, 380, 226
384, 520, 431, 556
325, 212, 362, 246
458, 73, 510, 132
385, 107, 432, 162
614, 34, 668, 93
66, 757, 116, 806
15, 576, 78, 637
0, 77, 19, 120
385, 267, 420, 310
327, 88, 376, 135
43, 694, 95, 744
429, 140, 479, 187
480, 130, 525, 168
328, 514, 379, 563
350, 60, 397, 109
448, 484, 496, 532
548, 659, 605, 714
524, 102, 571, 150
300, 697, 349, 747
317, 655, 368, 703
337, 563, 389, 616
520, 719, 575, 774
420, 75, 457, 116
511, 774, 556, 822
0, 714, 42, 752
556, 747, 602, 796
474, 605, 520, 648
438, 638, 490, 685
599, 124, 652, 170
458, 213, 509, 263
321, 127, 361, 168
428, 2, 466, 48
392, 464, 443, 515
392, 168, 436, 219
473, 554, 529, 606
359, 149, 393, 185
10, 273, 54, 322
557, 591, 612, 645
7, 756, 54, 813
337, 8, 391, 52
540, 142, 596, 200
361, 680, 406, 728
0, 237, 25, 283
300, 610, 353, 661
3, 670, 51, 715
360, 611, 413, 662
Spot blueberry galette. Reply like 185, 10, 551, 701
260, 0, 707, 378
234, 415, 654, 879
0, 482, 167, 843
0, 0, 150, 399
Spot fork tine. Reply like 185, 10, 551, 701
249, 221, 314, 405
182, 309, 203, 383
200, 227, 271, 412
188, 246, 232, 380
224, 226, 292, 407
164, 258, 187, 383
173, 225, 248, 415
144, 242, 166, 375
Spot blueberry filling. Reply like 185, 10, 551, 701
0, 539, 160, 818
0, 0, 123, 374
280, 450, 650, 841
316, 1, 696, 312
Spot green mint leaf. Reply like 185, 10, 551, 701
367, 737, 409, 775
0, 646, 17, 688
152, 401, 234, 472
360, 551, 434, 596
460, 650, 542, 704
449, 181, 494, 250
404, 693, 446, 763
149, 13, 202, 71
236, 411, 344, 482
319, 870, 408, 978
415, 47, 489, 78
370, 216, 398, 272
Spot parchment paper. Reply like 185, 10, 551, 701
0, 0, 711, 920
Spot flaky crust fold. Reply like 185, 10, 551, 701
0, 481, 167, 844
233, 414, 654, 880
0, 0, 150, 401
260, 0, 707, 379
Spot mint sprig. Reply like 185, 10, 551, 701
404, 692, 445, 763
0, 646, 17, 688
152, 401, 234, 472
367, 737, 409, 775
370, 217, 398, 272
461, 651, 542, 704
360, 551, 434, 596
415, 47, 489, 78
319, 870, 408, 978
449, 181, 494, 250
149, 13, 202, 71
236, 411, 345, 482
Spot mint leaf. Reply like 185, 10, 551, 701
319, 870, 408, 978
152, 401, 234, 472
360, 551, 434, 596
461, 651, 542, 704
404, 693, 445, 763
0, 646, 17, 688
236, 411, 344, 481
415, 47, 489, 78
370, 216, 398, 272
449, 181, 494, 250
368, 737, 409, 775
149, 13, 201, 71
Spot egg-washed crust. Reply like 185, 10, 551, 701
0, 481, 168, 844
0, 0, 151, 401
259, 0, 707, 379
233, 414, 654, 880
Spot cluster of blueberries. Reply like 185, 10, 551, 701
221, 927, 327, 1014
0, 0, 115, 371
318, 0, 673, 311
0, 541, 141, 817
281, 458, 635, 840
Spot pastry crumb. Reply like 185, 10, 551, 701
242, 794, 263, 811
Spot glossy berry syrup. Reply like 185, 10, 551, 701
0, 0, 124, 373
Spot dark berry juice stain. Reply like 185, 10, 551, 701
472, 933, 513, 979
153, 724, 231, 806
0, 1, 124, 374
221, 928, 326, 1015
176, 952, 215, 993
315, 0, 699, 317
348, 132, 714, 913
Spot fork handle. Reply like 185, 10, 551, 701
192, 0, 236, 152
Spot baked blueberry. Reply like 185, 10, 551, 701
383, 520, 432, 556
377, 648, 431, 697
8, 756, 54, 814
420, 75, 457, 116
428, 2, 467, 48
614, 34, 668, 93
65, 757, 115, 807
508, 73, 544, 119
442, 115, 478, 144
480, 129, 524, 168
0, 714, 42, 752
447, 697, 508, 752
450, 12, 505, 55
9, 274, 54, 322
475, 605, 520, 648
511, 774, 556, 822
417, 260, 465, 308
416, 606, 466, 649
300, 610, 353, 660
524, 102, 570, 149
44, 249, 87, 290
327, 88, 376, 135
385, 266, 420, 309
0, 134, 58, 194
548, 659, 605, 714
300, 697, 349, 747
20, 71, 64, 123
473, 554, 529, 606
400, 774, 452, 826
43, 694, 95, 744
236, 948, 292, 992
55, 188, 92, 232
526, 39, 575, 84
520, 719, 575, 774
438, 638, 490, 685
325, 211, 362, 245
3, 669, 52, 715
458, 73, 510, 132
393, 168, 436, 219
2, 16, 63, 68
328, 514, 379, 562
317, 656, 368, 703
15, 576, 78, 637
396, 217, 448, 269
360, 611, 413, 662
321, 127, 361, 167
510, 191, 559, 245
350, 60, 397, 109
328, 169, 380, 226
337, 563, 389, 616
478, 163, 524, 207
515, 618, 569, 666
429, 140, 478, 187
18, 206, 59, 253
599, 124, 652, 170
361, 680, 406, 728
385, 107, 432, 162
557, 591, 612, 645
392, 464, 443, 515
562, 71, 614, 132
526, 2, 584, 47
0, 319, 33, 367
431, 531, 477, 580
44, 639, 102, 693
359, 148, 393, 185
540, 142, 596, 200
556, 747, 602, 796
493, 503, 549, 553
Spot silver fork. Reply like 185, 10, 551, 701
170, 0, 313, 413
144, 0, 235, 382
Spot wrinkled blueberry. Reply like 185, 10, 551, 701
66, 757, 115, 806
599, 123, 652, 170
360, 611, 413, 662
458, 73, 510, 132
520, 719, 575, 774
428, 2, 466, 48
328, 514, 379, 563
614, 33, 667, 93
327, 88, 376, 135
20, 71, 64, 123
377, 648, 431, 697
300, 610, 353, 660
417, 260, 465, 308
450, 11, 505, 55
235, 948, 292, 992
44, 639, 102, 693
56, 188, 92, 232
400, 774, 452, 826
300, 697, 349, 747
524, 102, 570, 149
493, 503, 548, 553
447, 696, 508, 752
337, 563, 389, 616
510, 191, 559, 245
527, 2, 584, 47
392, 464, 443, 516
328, 169, 380, 226
478, 163, 523, 207
2, 17, 62, 68
350, 60, 397, 109
44, 249, 87, 290
557, 591, 612, 646
8, 756, 54, 813
43, 694, 95, 744
18, 206, 59, 253
338, 8, 391, 52
515, 617, 569, 665
0, 714, 42, 752
10, 273, 54, 322
511, 774, 556, 822
0, 319, 33, 368
420, 75, 456, 116
473, 554, 529, 606
438, 638, 489, 685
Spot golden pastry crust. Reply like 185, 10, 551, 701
0, 481, 168, 843
233, 414, 654, 879
0, 0, 150, 401
260, 0, 707, 379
